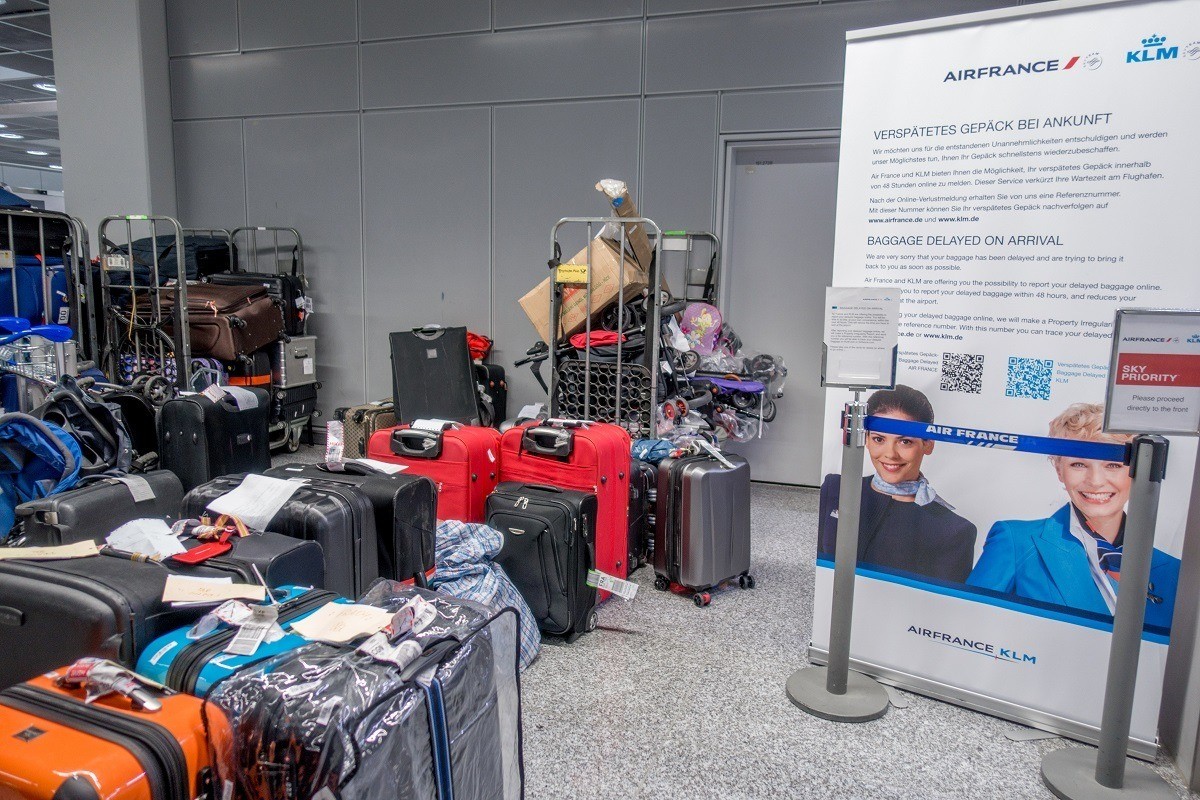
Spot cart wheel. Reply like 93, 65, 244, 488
142, 375, 172, 404
692, 592, 710, 608
679, 350, 700, 373
745, 575, 756, 590
585, 609, 598, 632
654, 575, 669, 591
731, 391, 755, 410
285, 426, 302, 453
761, 400, 777, 423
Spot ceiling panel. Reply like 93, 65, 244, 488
0, 4, 57, 175
0, 52, 51, 76
0, 23, 51, 51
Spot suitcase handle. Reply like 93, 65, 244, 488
411, 325, 446, 341
517, 483, 563, 494
391, 428, 443, 459
522, 426, 573, 458
317, 461, 381, 476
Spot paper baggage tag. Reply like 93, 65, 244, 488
163, 575, 266, 604
325, 420, 345, 470
201, 383, 227, 402
112, 475, 156, 503
223, 604, 282, 656
383, 596, 436, 640
411, 418, 456, 432
358, 634, 422, 669
352, 458, 407, 474
207, 474, 301, 531
187, 600, 253, 640
0, 250, 12, 268
302, 357, 315, 375
517, 402, 544, 420
586, 569, 638, 601
290, 603, 393, 644
0, 540, 99, 560
695, 439, 737, 470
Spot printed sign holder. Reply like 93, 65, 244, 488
786, 389, 891, 722
1041, 434, 1173, 800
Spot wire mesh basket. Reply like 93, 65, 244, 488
0, 336, 62, 383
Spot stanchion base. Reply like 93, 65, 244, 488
1041, 747, 1176, 800
785, 666, 889, 723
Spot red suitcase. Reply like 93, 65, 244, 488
499, 420, 631, 598
366, 422, 501, 522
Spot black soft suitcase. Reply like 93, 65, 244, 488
0, 533, 317, 690
208, 269, 307, 337
183, 475, 380, 598
627, 458, 656, 572
475, 362, 508, 427
15, 470, 184, 546
487, 482, 598, 642
390, 326, 480, 424
271, 382, 318, 425
158, 388, 271, 492
175, 530, 326, 589
265, 461, 435, 586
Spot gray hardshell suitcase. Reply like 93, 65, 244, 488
653, 453, 754, 605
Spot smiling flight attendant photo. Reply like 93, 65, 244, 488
966, 402, 1180, 629
818, 385, 978, 582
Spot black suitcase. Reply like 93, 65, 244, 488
487, 481, 598, 642
627, 458, 656, 572
158, 388, 271, 492
265, 461, 435, 586
0, 532, 318, 689
176, 529, 326, 589
390, 326, 480, 425
15, 470, 184, 546
271, 382, 318, 425
475, 362, 508, 428
208, 270, 307, 336
183, 475, 380, 598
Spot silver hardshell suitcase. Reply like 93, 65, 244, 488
653, 453, 754, 606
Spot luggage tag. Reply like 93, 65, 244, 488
325, 420, 346, 470
170, 521, 238, 564
223, 604, 285, 656
695, 439, 737, 470
59, 658, 163, 712
356, 596, 437, 667
187, 599, 253, 640
587, 569, 639, 601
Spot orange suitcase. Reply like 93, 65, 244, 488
0, 664, 230, 800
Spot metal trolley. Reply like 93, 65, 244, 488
97, 214, 192, 398
0, 207, 96, 364
653, 230, 721, 305
548, 216, 664, 437
231, 225, 314, 452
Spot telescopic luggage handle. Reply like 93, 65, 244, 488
391, 428, 444, 459
522, 426, 574, 458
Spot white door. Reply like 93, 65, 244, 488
722, 139, 839, 486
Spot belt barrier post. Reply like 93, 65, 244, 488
786, 389, 890, 722
1041, 434, 1175, 800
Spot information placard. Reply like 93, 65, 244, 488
821, 286, 900, 388
1105, 308, 1200, 436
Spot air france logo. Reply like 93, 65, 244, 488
907, 625, 1037, 665
1122, 336, 1179, 343
943, 55, 1081, 82
1127, 34, 1178, 63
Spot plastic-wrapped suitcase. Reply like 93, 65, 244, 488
366, 423, 501, 523
204, 582, 522, 800
487, 482, 598, 641
265, 461, 436, 586
0, 532, 321, 690
137, 585, 349, 695
498, 420, 631, 597
0, 667, 232, 800
653, 453, 754, 605
158, 387, 271, 492
15, 470, 184, 546
334, 399, 395, 458
628, 458, 657, 572
183, 475, 380, 598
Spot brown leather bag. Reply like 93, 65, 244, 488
164, 283, 285, 361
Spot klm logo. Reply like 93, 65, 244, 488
1127, 34, 1178, 63
1188, 334, 1200, 344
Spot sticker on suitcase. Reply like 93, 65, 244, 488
586, 569, 639, 601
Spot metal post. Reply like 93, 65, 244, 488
786, 390, 890, 721
1041, 435, 1175, 800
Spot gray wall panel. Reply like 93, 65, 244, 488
171, 46, 358, 119
362, 21, 642, 108
239, 0, 357, 50
646, 0, 1014, 93
165, 0, 237, 56
493, 99, 641, 409
244, 114, 363, 415
359, 0, 490, 40
173, 119, 246, 229
721, 86, 842, 132
649, 0, 814, 14
495, 0, 642, 28
41, 169, 63, 192
361, 107, 493, 401
641, 94, 718, 237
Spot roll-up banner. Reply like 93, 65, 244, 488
813, 0, 1200, 755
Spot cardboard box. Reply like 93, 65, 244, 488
519, 237, 648, 344
596, 180, 654, 272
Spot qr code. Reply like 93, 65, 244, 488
940, 353, 984, 394
1006, 357, 1054, 400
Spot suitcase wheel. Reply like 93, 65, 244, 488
738, 573, 756, 590
692, 592, 711, 608
585, 608, 598, 633
654, 575, 669, 592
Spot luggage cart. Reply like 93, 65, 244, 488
548, 216, 664, 437
0, 318, 75, 412
652, 230, 721, 304
229, 226, 314, 453
97, 215, 192, 399
0, 208, 95, 366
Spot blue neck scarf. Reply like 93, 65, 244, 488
870, 473, 951, 509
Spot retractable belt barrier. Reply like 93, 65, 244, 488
862, 415, 1130, 464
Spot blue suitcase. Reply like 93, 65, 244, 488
0, 257, 69, 325
136, 584, 351, 695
